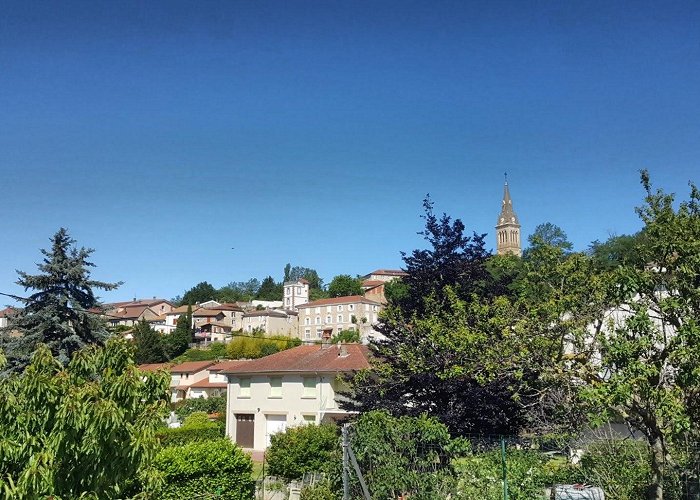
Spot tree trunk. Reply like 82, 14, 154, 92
649, 435, 665, 500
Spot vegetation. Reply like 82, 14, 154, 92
0, 228, 121, 373
164, 305, 193, 359
266, 423, 340, 481
174, 396, 227, 420
327, 274, 363, 298
152, 438, 254, 499
173, 342, 227, 362
133, 319, 167, 364
0, 338, 169, 498
256, 275, 283, 300
226, 333, 300, 359
331, 329, 361, 344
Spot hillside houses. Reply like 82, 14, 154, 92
296, 295, 383, 342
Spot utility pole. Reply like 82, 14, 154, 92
342, 424, 350, 500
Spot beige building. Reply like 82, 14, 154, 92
241, 309, 298, 336
167, 360, 218, 403
496, 178, 522, 256
361, 269, 407, 304
296, 295, 383, 343
223, 344, 370, 452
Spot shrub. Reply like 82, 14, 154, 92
174, 395, 226, 420
331, 329, 360, 344
152, 438, 254, 499
300, 479, 339, 500
156, 425, 223, 447
226, 335, 301, 360
183, 411, 215, 428
174, 342, 227, 362
266, 423, 340, 481
578, 439, 653, 500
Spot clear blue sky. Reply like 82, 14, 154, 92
1, 0, 699, 304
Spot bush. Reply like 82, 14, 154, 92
452, 449, 572, 500
578, 439, 653, 500
331, 329, 360, 344
266, 424, 340, 481
226, 335, 301, 360
174, 396, 226, 420
183, 411, 215, 428
300, 479, 339, 500
156, 425, 223, 447
174, 342, 227, 362
153, 438, 254, 499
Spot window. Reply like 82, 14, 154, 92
325, 315, 331, 324
303, 377, 317, 398
348, 304, 355, 311
372, 305, 378, 312
286, 298, 290, 305
305, 317, 310, 325
302, 415, 316, 424
269, 377, 282, 398
239, 378, 251, 398
337, 314, 343, 323
286, 287, 291, 296
305, 328, 311, 339
296, 287, 301, 294
316, 328, 322, 339
315, 307, 320, 314
315, 317, 321, 325
337, 305, 343, 312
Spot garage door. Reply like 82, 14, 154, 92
235, 414, 255, 449
265, 414, 287, 447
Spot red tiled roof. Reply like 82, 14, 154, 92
222, 344, 370, 374
138, 363, 171, 372
209, 360, 251, 372
170, 360, 217, 374
366, 269, 407, 277
167, 305, 202, 315
361, 280, 384, 288
297, 295, 382, 308
193, 309, 224, 317
0, 307, 17, 318
189, 379, 227, 389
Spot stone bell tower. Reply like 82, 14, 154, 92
496, 175, 522, 257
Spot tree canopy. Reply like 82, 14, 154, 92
0, 338, 169, 498
133, 319, 167, 364
1, 228, 121, 373
327, 274, 363, 298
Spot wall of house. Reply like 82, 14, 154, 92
226, 373, 342, 451
170, 369, 211, 402
297, 301, 381, 341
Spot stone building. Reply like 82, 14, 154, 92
496, 178, 522, 257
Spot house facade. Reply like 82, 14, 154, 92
241, 309, 298, 336
223, 344, 370, 452
283, 279, 309, 310
360, 269, 407, 304
168, 360, 217, 402
296, 295, 383, 342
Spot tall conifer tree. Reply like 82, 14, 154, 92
1, 228, 120, 372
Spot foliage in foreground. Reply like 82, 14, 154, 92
266, 423, 340, 481
174, 395, 227, 420
152, 438, 254, 500
0, 338, 169, 498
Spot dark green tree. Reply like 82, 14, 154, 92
588, 232, 645, 270
1, 228, 121, 373
165, 306, 193, 359
179, 282, 217, 306
255, 276, 283, 301
284, 264, 324, 291
133, 319, 167, 364
327, 274, 363, 298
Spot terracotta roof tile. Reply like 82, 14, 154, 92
189, 380, 228, 389
222, 344, 370, 374
138, 363, 171, 372
209, 360, 251, 372
170, 360, 217, 374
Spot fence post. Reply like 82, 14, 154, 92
501, 436, 508, 500
342, 424, 350, 500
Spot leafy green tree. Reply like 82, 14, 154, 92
331, 329, 361, 344
588, 232, 645, 270
285, 264, 325, 291
165, 305, 193, 359
133, 319, 167, 364
570, 172, 700, 500
0, 228, 121, 372
179, 281, 217, 306
526, 222, 573, 252
152, 439, 254, 499
327, 274, 363, 298
346, 198, 527, 435
255, 276, 283, 301
266, 423, 340, 481
218, 278, 261, 303
0, 338, 169, 498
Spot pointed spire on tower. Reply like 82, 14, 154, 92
495, 175, 522, 257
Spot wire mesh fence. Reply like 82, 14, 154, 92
339, 425, 700, 500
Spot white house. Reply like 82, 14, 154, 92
168, 360, 217, 402
283, 278, 310, 311
223, 343, 370, 452
187, 360, 248, 399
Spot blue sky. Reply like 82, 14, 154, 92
1, 0, 699, 303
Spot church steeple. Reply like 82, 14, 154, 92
496, 174, 522, 257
